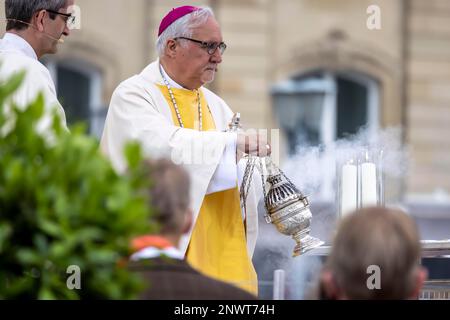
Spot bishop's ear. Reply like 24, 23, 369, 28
166, 39, 178, 58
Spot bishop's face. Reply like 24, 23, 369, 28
175, 17, 223, 90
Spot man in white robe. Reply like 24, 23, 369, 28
0, 0, 76, 132
101, 6, 269, 293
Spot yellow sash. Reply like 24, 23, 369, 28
157, 85, 258, 295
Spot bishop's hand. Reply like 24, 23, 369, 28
237, 132, 271, 158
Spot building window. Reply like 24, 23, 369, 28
43, 59, 106, 138
272, 71, 379, 153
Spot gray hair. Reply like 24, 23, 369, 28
5, 0, 68, 31
156, 7, 214, 57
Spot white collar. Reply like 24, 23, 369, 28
159, 64, 185, 90
130, 246, 184, 261
0, 32, 38, 60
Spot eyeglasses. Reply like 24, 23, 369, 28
46, 9, 76, 27
175, 37, 227, 55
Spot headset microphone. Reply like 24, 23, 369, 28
42, 32, 65, 43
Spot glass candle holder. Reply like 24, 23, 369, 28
337, 148, 384, 219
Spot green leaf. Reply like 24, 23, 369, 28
0, 71, 25, 99
124, 142, 142, 170
38, 287, 57, 300
39, 219, 63, 238
16, 249, 42, 265
28, 93, 45, 120
0, 223, 13, 253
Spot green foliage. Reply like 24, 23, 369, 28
0, 72, 156, 299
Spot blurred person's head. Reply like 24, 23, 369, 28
5, 0, 75, 57
157, 6, 225, 90
144, 159, 192, 246
320, 207, 427, 300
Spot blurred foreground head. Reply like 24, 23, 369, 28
321, 207, 427, 300
144, 158, 192, 244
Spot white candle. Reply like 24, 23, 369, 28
340, 164, 358, 216
361, 162, 377, 207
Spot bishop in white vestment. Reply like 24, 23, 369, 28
101, 6, 267, 295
